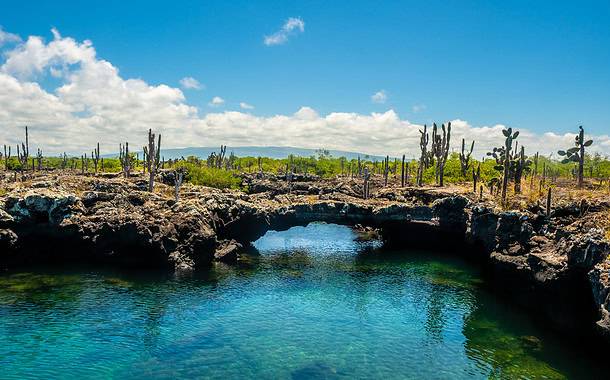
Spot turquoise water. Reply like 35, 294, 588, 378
0, 223, 605, 379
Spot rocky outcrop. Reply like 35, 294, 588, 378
5, 188, 79, 225
1, 173, 609, 337
590, 261, 610, 332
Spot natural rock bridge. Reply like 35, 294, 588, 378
215, 196, 469, 247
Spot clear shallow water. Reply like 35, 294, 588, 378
0, 223, 605, 379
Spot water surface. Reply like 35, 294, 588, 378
0, 223, 604, 379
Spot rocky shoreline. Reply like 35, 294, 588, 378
1, 172, 609, 338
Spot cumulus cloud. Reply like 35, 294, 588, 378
0, 26, 21, 46
179, 76, 203, 90
0, 28, 609, 159
264, 17, 305, 46
208, 96, 225, 107
239, 102, 254, 110
371, 90, 387, 104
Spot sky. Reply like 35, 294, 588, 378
0, 0, 609, 157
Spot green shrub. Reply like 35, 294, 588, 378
176, 162, 242, 189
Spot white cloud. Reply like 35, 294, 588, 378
412, 104, 426, 113
208, 96, 225, 107
239, 102, 254, 110
179, 76, 203, 90
0, 28, 609, 159
0, 26, 21, 47
264, 17, 305, 46
371, 90, 387, 104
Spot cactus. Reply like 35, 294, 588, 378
81, 154, 89, 175
36, 149, 43, 171
530, 152, 539, 189
487, 127, 519, 203
400, 155, 404, 186
431, 122, 451, 186
546, 187, 552, 217
141, 146, 148, 174
417, 124, 429, 186
512, 145, 532, 194
91, 143, 100, 174
217, 145, 226, 169
16, 126, 29, 178
362, 167, 370, 199
60, 152, 68, 170
383, 155, 389, 186
3, 145, 11, 170
558, 126, 592, 188
119, 142, 132, 178
174, 168, 185, 202
228, 151, 236, 170
459, 138, 475, 176
144, 129, 162, 192
472, 163, 480, 193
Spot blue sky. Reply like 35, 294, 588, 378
0, 0, 609, 155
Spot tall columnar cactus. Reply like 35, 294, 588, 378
383, 155, 389, 186
16, 126, 29, 177
500, 128, 518, 202
530, 152, 539, 189
512, 145, 531, 194
558, 126, 592, 188
144, 129, 162, 192
3, 145, 11, 170
487, 127, 519, 202
119, 142, 132, 178
216, 145, 227, 169
91, 143, 100, 174
431, 122, 451, 186
459, 138, 475, 176
472, 163, 481, 193
546, 187, 552, 217
81, 153, 89, 175
141, 146, 148, 174
174, 167, 185, 202
401, 154, 406, 187
362, 167, 370, 199
36, 148, 43, 171
417, 124, 429, 186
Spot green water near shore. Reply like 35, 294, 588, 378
0, 223, 605, 379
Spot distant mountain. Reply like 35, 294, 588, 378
124, 146, 388, 161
